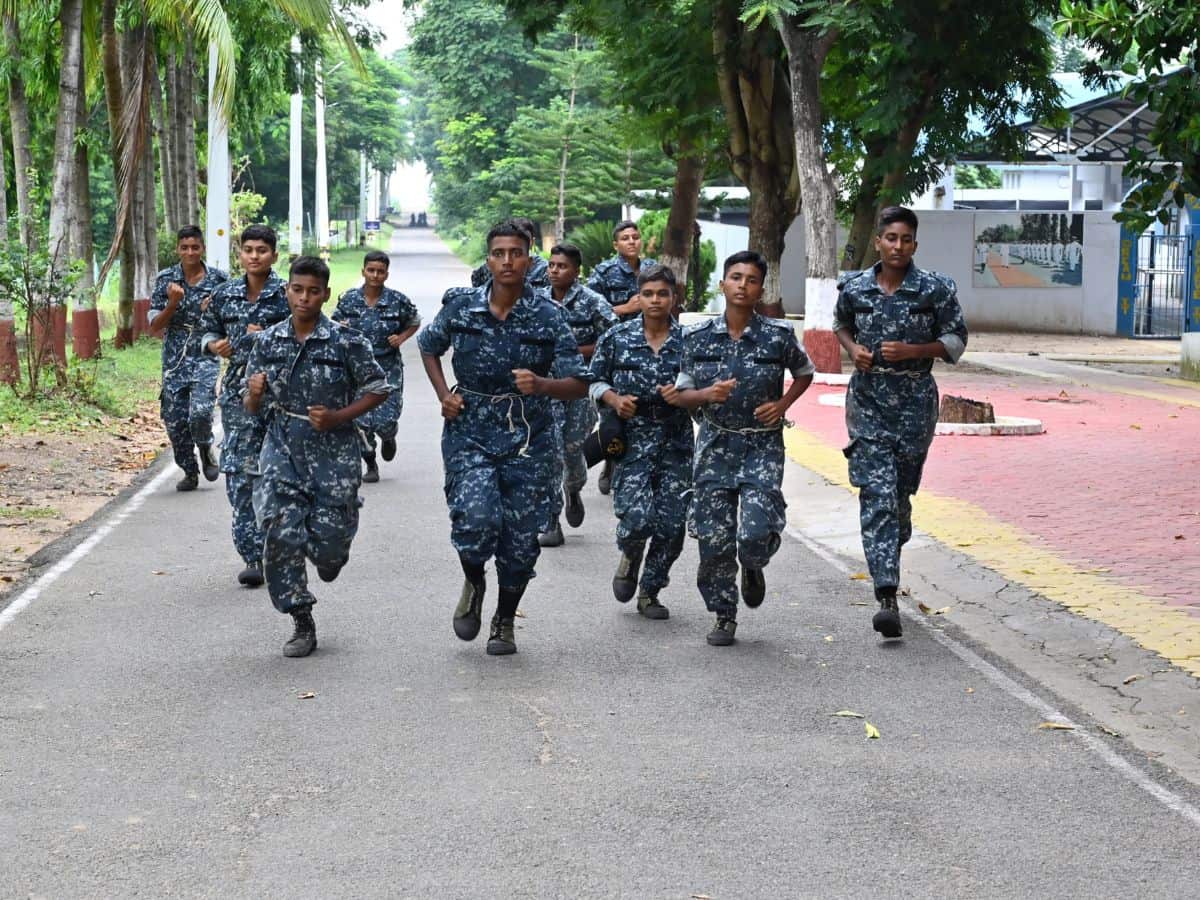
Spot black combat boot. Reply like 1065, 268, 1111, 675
486, 585, 524, 656
538, 518, 565, 547
872, 587, 902, 639
176, 472, 199, 492
283, 609, 317, 658
380, 436, 397, 461
197, 444, 219, 482
362, 452, 380, 484
317, 556, 346, 583
741, 566, 766, 608
612, 544, 644, 603
564, 491, 585, 528
636, 590, 669, 620
453, 561, 486, 641
237, 562, 264, 587
706, 616, 737, 647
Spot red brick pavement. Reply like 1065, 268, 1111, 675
788, 371, 1200, 608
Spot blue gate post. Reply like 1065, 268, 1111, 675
1116, 223, 1137, 336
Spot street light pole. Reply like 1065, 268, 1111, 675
288, 36, 303, 258
205, 42, 230, 271
314, 60, 330, 261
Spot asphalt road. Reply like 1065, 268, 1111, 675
2, 228, 1199, 899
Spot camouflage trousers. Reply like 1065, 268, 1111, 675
159, 366, 218, 475
255, 481, 359, 614
543, 399, 594, 524
446, 448, 552, 591
612, 451, 691, 596
224, 472, 264, 566
846, 438, 927, 590
355, 368, 404, 455
694, 483, 787, 618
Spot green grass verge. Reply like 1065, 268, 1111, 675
0, 338, 163, 434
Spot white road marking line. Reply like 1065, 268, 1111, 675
1, 461, 188, 634
785, 524, 1200, 829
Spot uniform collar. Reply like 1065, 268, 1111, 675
231, 269, 283, 298
472, 283, 540, 315
356, 285, 393, 307
868, 261, 923, 295
626, 314, 680, 350
285, 313, 334, 342
616, 256, 641, 276
556, 281, 583, 308
712, 310, 767, 342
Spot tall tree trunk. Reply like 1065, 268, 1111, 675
101, 0, 136, 345
5, 11, 36, 251
71, 59, 95, 305
182, 34, 200, 226
658, 150, 706, 286
141, 104, 158, 295
154, 44, 178, 236
780, 19, 840, 371
555, 33, 580, 241
48, 0, 84, 277
712, 7, 798, 317
0, 113, 8, 238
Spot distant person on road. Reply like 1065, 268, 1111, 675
537, 242, 619, 548
200, 225, 291, 589
417, 220, 591, 657
470, 217, 550, 291
148, 225, 228, 493
589, 265, 693, 621
664, 251, 814, 647
587, 219, 658, 496
245, 256, 391, 658
332, 250, 420, 484
833, 206, 968, 640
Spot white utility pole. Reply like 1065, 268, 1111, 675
360, 151, 369, 237
314, 60, 330, 259
288, 36, 303, 257
205, 42, 231, 271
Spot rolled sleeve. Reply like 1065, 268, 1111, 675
588, 380, 613, 404
346, 334, 394, 396
674, 372, 697, 390
416, 307, 452, 356
938, 333, 966, 364
782, 330, 816, 378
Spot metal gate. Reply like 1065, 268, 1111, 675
1133, 231, 1189, 337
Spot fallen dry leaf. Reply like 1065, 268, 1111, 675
151, 570, 166, 576
965, 687, 975, 694
1036, 721, 1075, 731
298, 692, 316, 700
832, 710, 865, 718
1129, 424, 1142, 430
823, 635, 834, 642
849, 572, 870, 581
918, 602, 932, 614
1122, 674, 1143, 685
514, 609, 527, 618
1099, 726, 1121, 737
864, 721, 881, 740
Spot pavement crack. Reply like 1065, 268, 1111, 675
520, 697, 555, 766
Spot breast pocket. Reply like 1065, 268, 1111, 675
518, 336, 555, 373
450, 325, 484, 355
904, 302, 936, 343
611, 362, 643, 394
690, 353, 724, 387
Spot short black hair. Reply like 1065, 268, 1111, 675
612, 220, 639, 240
549, 242, 582, 269
486, 220, 531, 251
876, 206, 919, 234
240, 224, 278, 251
363, 250, 389, 268
722, 249, 768, 278
288, 255, 330, 287
511, 217, 539, 243
176, 225, 204, 243
637, 263, 675, 288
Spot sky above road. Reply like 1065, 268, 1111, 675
364, 0, 410, 55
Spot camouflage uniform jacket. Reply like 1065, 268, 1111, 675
333, 286, 421, 387
588, 316, 692, 461
543, 280, 619, 349
677, 312, 815, 490
247, 314, 391, 506
833, 262, 967, 448
586, 255, 658, 311
150, 263, 228, 385
417, 284, 589, 460
199, 271, 291, 410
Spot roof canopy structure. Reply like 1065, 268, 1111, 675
958, 71, 1184, 165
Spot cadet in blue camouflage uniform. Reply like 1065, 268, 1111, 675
470, 217, 550, 290
666, 251, 814, 647
245, 256, 390, 658
332, 250, 420, 484
200, 225, 291, 588
587, 220, 657, 496
418, 221, 590, 657
589, 265, 692, 620
148, 225, 228, 491
833, 206, 967, 639
537, 242, 619, 547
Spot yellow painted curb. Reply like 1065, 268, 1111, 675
784, 426, 1200, 678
